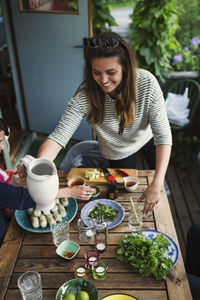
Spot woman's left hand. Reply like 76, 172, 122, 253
140, 183, 161, 216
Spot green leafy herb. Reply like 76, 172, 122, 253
89, 203, 118, 222
116, 232, 174, 280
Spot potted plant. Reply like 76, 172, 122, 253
168, 37, 200, 79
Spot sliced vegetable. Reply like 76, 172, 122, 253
85, 169, 104, 181
63, 251, 75, 258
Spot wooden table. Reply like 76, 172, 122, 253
0, 169, 192, 300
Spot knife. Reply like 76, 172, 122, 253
101, 166, 118, 185
115, 168, 129, 177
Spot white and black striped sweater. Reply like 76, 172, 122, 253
49, 69, 172, 160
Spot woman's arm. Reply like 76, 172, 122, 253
141, 144, 171, 215
57, 185, 95, 201
0, 182, 35, 209
37, 138, 62, 161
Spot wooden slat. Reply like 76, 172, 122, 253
166, 163, 192, 243
0, 217, 25, 300
9, 272, 165, 289
148, 174, 192, 300
5, 289, 168, 300
176, 167, 199, 223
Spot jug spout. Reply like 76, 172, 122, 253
20, 155, 35, 169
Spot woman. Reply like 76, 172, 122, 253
33, 32, 172, 215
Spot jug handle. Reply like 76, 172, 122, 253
20, 155, 35, 168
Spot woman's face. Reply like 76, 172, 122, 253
91, 56, 123, 94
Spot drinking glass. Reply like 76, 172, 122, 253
85, 250, 100, 270
92, 260, 108, 281
77, 217, 96, 243
17, 271, 42, 300
128, 202, 143, 232
73, 261, 89, 279
50, 219, 70, 247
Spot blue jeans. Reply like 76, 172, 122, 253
108, 138, 156, 169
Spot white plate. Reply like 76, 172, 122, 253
81, 198, 125, 229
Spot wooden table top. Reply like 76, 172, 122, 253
0, 169, 192, 300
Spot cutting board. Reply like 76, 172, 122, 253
67, 168, 138, 184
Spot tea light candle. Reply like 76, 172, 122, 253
96, 266, 105, 275
89, 256, 97, 263
86, 229, 94, 237
96, 243, 106, 252
76, 267, 86, 277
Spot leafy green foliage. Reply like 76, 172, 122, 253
128, 0, 180, 82
116, 232, 174, 280
92, 0, 118, 36
173, 0, 200, 46
89, 202, 118, 222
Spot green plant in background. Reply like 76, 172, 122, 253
92, 0, 118, 36
128, 0, 180, 82
173, 0, 200, 46
171, 37, 200, 71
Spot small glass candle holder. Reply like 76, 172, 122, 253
92, 260, 108, 281
77, 217, 96, 243
85, 250, 100, 270
73, 261, 89, 279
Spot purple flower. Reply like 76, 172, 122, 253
183, 46, 189, 51
173, 54, 183, 63
191, 37, 200, 46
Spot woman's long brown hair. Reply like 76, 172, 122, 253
83, 32, 137, 134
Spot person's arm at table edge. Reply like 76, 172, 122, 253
151, 144, 172, 191
37, 138, 62, 161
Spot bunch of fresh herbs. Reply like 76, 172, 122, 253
116, 232, 174, 280
89, 202, 118, 222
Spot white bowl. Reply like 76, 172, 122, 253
123, 176, 139, 192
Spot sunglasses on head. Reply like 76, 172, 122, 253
87, 37, 120, 49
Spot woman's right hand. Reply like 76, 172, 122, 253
69, 185, 95, 200
17, 163, 27, 186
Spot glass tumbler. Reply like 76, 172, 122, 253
50, 219, 70, 247
128, 202, 143, 232
17, 270, 42, 300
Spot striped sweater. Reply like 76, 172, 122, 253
48, 69, 172, 160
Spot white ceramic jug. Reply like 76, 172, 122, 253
20, 155, 59, 211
